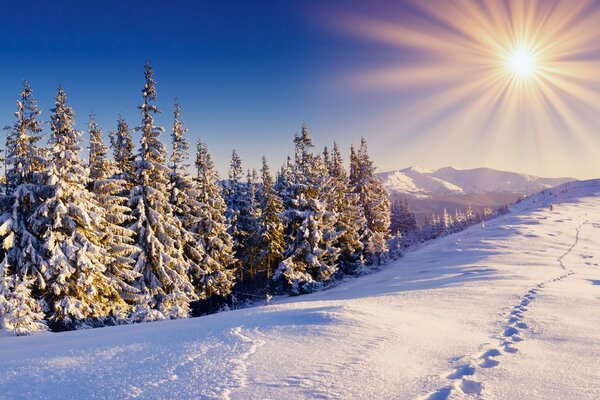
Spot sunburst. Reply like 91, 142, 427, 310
334, 0, 600, 177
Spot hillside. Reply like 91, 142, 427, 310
0, 180, 598, 399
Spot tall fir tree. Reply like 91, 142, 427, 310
36, 87, 124, 328
224, 149, 249, 286
0, 81, 48, 294
88, 115, 140, 316
390, 199, 417, 237
167, 100, 206, 298
349, 137, 391, 265
193, 141, 236, 299
4, 81, 45, 193
109, 115, 135, 185
274, 125, 339, 295
326, 142, 365, 273
254, 157, 285, 296
0, 82, 48, 334
129, 61, 195, 321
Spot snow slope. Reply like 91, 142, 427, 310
378, 166, 574, 198
0, 180, 599, 400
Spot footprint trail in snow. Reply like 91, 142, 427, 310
422, 220, 587, 399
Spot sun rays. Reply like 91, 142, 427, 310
334, 0, 600, 177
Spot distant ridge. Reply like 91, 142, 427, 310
378, 166, 575, 199
377, 166, 575, 223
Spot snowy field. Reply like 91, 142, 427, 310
0, 180, 599, 400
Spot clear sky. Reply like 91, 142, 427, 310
1, 0, 599, 179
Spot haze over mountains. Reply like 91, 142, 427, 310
377, 166, 575, 223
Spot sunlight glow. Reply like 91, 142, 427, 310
507, 46, 537, 79
335, 0, 600, 177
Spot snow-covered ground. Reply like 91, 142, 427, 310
0, 180, 599, 400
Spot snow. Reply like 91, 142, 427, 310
378, 167, 465, 198
378, 166, 574, 197
0, 180, 599, 399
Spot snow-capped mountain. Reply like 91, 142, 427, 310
378, 166, 575, 222
378, 166, 574, 198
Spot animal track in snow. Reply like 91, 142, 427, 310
422, 221, 587, 400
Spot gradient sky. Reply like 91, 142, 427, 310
1, 0, 599, 179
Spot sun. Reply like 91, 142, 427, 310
506, 45, 538, 79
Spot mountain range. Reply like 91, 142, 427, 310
377, 166, 575, 222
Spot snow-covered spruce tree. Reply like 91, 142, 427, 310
88, 115, 140, 317
193, 141, 236, 300
274, 124, 339, 295
465, 203, 476, 225
109, 115, 135, 186
349, 138, 391, 265
166, 101, 206, 299
0, 81, 48, 300
326, 142, 365, 274
239, 168, 262, 293
275, 155, 294, 209
253, 157, 285, 296
223, 149, 249, 285
0, 265, 46, 335
36, 87, 125, 329
128, 61, 195, 321
453, 208, 466, 232
4, 81, 46, 194
390, 199, 417, 237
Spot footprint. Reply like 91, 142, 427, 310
515, 322, 528, 329
480, 349, 501, 358
447, 364, 475, 379
426, 386, 452, 400
459, 379, 483, 395
504, 327, 519, 337
478, 358, 499, 368
504, 345, 518, 353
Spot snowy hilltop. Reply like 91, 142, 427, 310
378, 166, 574, 198
0, 179, 598, 399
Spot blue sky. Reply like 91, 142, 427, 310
0, 0, 377, 177
1, 1, 598, 178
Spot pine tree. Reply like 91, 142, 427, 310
0, 271, 46, 336
167, 101, 206, 299
109, 115, 135, 185
36, 87, 124, 328
193, 141, 236, 299
349, 137, 391, 265
2, 276, 46, 336
254, 157, 285, 296
4, 81, 45, 193
327, 143, 364, 273
274, 125, 339, 295
128, 61, 195, 321
0, 81, 48, 294
390, 199, 417, 237
465, 203, 476, 224
441, 208, 453, 235
224, 150, 249, 286
239, 168, 261, 292
88, 115, 140, 317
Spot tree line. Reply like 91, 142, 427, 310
0, 61, 393, 335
